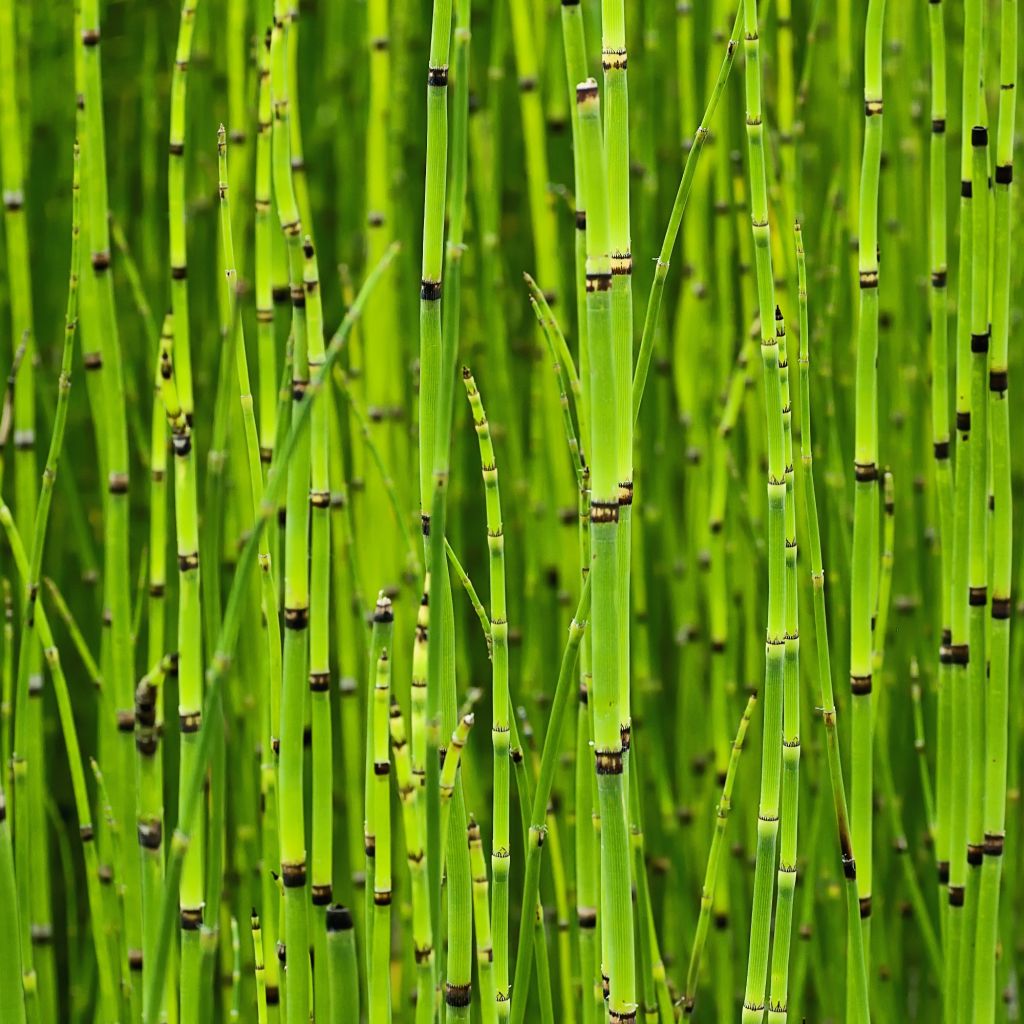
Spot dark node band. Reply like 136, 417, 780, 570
265, 986, 281, 1006
82, 28, 100, 46
367, 210, 384, 227
610, 1011, 638, 1023
281, 862, 307, 888
854, 461, 878, 482
618, 481, 634, 505
971, 331, 990, 354
180, 710, 202, 734
933, 440, 950, 459
611, 251, 633, 275
138, 821, 163, 850
518, 76, 538, 92
859, 896, 872, 919
578, 908, 597, 929
590, 500, 619, 523
91, 250, 111, 271
128, 949, 143, 971
995, 164, 1013, 185
865, 99, 883, 116
576, 79, 599, 103
937, 861, 950, 885
171, 264, 187, 280
575, 210, 586, 230
967, 844, 984, 866
309, 489, 331, 509
311, 884, 332, 906
3, 192, 23, 211
858, 270, 878, 289
108, 472, 129, 495
427, 65, 449, 87
956, 411, 970, 432
938, 644, 953, 665
961, 179, 972, 198
169, 142, 184, 157
373, 890, 392, 906
990, 368, 1008, 393
992, 597, 1011, 620
180, 907, 203, 930
284, 606, 310, 630
984, 833, 1005, 857
931, 269, 947, 287
601, 48, 628, 70
309, 671, 331, 692
585, 271, 612, 292
421, 278, 442, 301
445, 984, 472, 1008
273, 285, 290, 303
374, 762, 390, 776
326, 904, 353, 931
971, 125, 988, 147
117, 710, 135, 733
850, 674, 872, 696
620, 724, 631, 751
370, 36, 389, 51
80, 823, 95, 842
710, 639, 726, 653
948, 643, 969, 666
178, 550, 199, 572
595, 749, 623, 775
84, 351, 103, 370
969, 586, 987, 607
931, 118, 945, 134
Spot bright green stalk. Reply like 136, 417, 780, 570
767, 306, 801, 1021
158, 314, 205, 1022
684, 695, 755, 1016
360, 0, 402, 601
509, 576, 591, 1024
462, 369, 510, 1017
271, 5, 312, 1019
0, 14, 46, 1004
848, 0, 886, 979
973, 4, 1016, 1018
370, 604, 393, 1024
467, 816, 498, 1024
793, 223, 869, 1022
739, 0, 787, 1014
390, 696, 433, 1024
305, 230, 334, 1019
252, 912, 268, 1024
602, 0, 633, 759
418, 0, 453, 993
326, 905, 358, 1023
575, 77, 634, 1024
0, 782, 25, 1024
221, 115, 285, 1018
945, 3, 982, 1014
960, 115, 991, 1016
141, 243, 398, 1024
255, 13, 277, 463
80, 0, 141, 998
927, 0, 953, 908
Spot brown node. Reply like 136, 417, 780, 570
180, 906, 204, 930
990, 368, 1008, 393
309, 671, 331, 693
421, 278, 442, 301
284, 606, 310, 630
858, 269, 879, 289
969, 586, 987, 607
311, 884, 332, 906
585, 271, 612, 293
595, 749, 623, 775
117, 709, 135, 733
178, 550, 199, 572
984, 833, 1005, 857
967, 844, 984, 866
427, 65, 449, 87
281, 861, 307, 888
948, 885, 965, 907
859, 896, 872, 919
179, 710, 202, 734
445, 983, 472, 1008
373, 890, 392, 906
590, 500, 619, 524
138, 821, 163, 850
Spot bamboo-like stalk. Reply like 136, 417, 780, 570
575, 76, 635, 1024
793, 222, 869, 1022
848, 0, 886, 982
0, 782, 25, 1024
767, 305, 801, 1021
973, 3, 1016, 1017
325, 904, 359, 1022
739, 0, 788, 1014
389, 695, 433, 1024
461, 369, 510, 1018
927, 0, 953, 913
960, 113, 991, 1015
370, 598, 393, 1024
79, 0, 141, 1002
944, 1, 982, 1014
467, 816, 497, 1024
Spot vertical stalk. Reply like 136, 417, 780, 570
739, 0, 787, 1015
